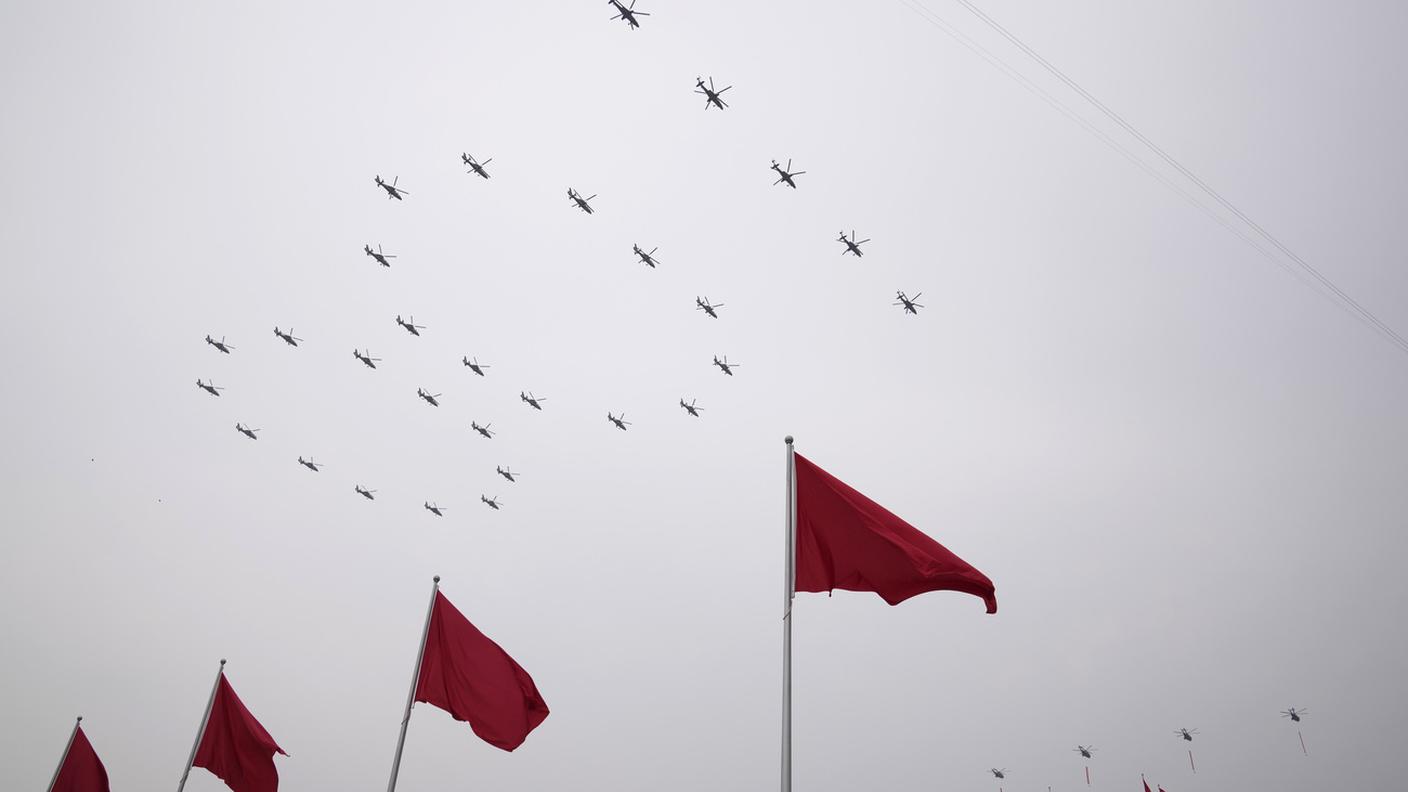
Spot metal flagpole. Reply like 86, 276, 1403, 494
177, 659, 225, 792
45, 715, 83, 792
386, 575, 440, 792
781, 436, 796, 792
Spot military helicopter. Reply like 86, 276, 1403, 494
770, 159, 805, 188
235, 423, 259, 440
568, 188, 596, 214
1281, 708, 1307, 723
297, 456, 322, 472
695, 76, 731, 109
1175, 728, 1199, 742
837, 230, 869, 257
481, 495, 501, 511
695, 296, 723, 318
496, 466, 520, 483
462, 357, 489, 376
354, 349, 381, 369
1074, 745, 1096, 759
196, 379, 224, 397
471, 421, 495, 439
396, 315, 425, 336
633, 244, 661, 268
205, 335, 234, 354
520, 391, 546, 411
273, 327, 303, 347
461, 153, 491, 179
608, 0, 649, 28
680, 398, 703, 417
607, 412, 631, 431
417, 388, 441, 407
893, 290, 924, 315
374, 175, 408, 200
364, 244, 396, 267
990, 769, 1006, 780
355, 485, 376, 500
712, 355, 739, 376
424, 502, 446, 517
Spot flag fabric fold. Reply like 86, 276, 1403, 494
194, 675, 287, 792
414, 591, 550, 751
793, 452, 997, 612
51, 725, 110, 792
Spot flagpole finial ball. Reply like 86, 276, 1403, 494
220, 658, 226, 666
434, 575, 441, 583
785, 435, 793, 445
76, 715, 82, 723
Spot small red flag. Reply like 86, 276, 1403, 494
194, 675, 287, 792
793, 452, 997, 611
414, 591, 550, 751
1143, 780, 1152, 792
51, 724, 110, 792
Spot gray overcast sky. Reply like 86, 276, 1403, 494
3, 0, 1406, 789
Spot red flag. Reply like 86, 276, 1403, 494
1142, 780, 1152, 792
793, 452, 997, 611
414, 591, 550, 751
51, 724, 110, 792
194, 674, 287, 792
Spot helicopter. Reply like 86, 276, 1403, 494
520, 391, 546, 411
481, 495, 501, 511
297, 456, 322, 472
712, 355, 739, 376
396, 315, 425, 336
568, 188, 596, 214
837, 230, 869, 257
462, 357, 490, 376
990, 769, 1006, 780
1175, 728, 1199, 742
364, 244, 396, 267
205, 335, 234, 354
496, 466, 520, 483
680, 398, 703, 417
607, 412, 631, 431
695, 296, 723, 318
695, 76, 731, 110
893, 290, 924, 315
196, 379, 224, 397
354, 349, 381, 369
355, 485, 376, 500
424, 502, 446, 517
633, 244, 661, 268
273, 327, 303, 347
471, 421, 495, 439
461, 153, 492, 179
608, 0, 649, 29
417, 388, 441, 407
374, 175, 408, 200
235, 423, 259, 440
1075, 745, 1096, 759
1281, 708, 1307, 723
770, 159, 805, 188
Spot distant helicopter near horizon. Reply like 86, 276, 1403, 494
568, 188, 596, 214
1281, 707, 1307, 723
712, 355, 739, 376
354, 349, 381, 369
196, 379, 223, 397
608, 0, 649, 29
273, 327, 302, 347
496, 466, 520, 483
205, 335, 233, 354
1075, 745, 1096, 759
364, 244, 396, 267
355, 485, 376, 500
633, 244, 661, 268
374, 175, 408, 200
770, 158, 804, 188
893, 290, 923, 315
297, 456, 322, 472
837, 230, 869, 257
424, 502, 445, 517
461, 153, 491, 179
417, 388, 441, 407
1176, 728, 1199, 742
235, 423, 259, 440
680, 398, 703, 418
695, 296, 723, 318
520, 392, 545, 411
471, 421, 495, 439
990, 768, 1006, 780
462, 357, 489, 376
396, 315, 425, 336
695, 76, 731, 109
481, 495, 501, 510
607, 412, 631, 431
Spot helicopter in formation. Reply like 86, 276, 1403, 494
607, 412, 631, 431
568, 188, 596, 214
990, 769, 1006, 780
1075, 745, 1096, 759
770, 159, 805, 188
355, 485, 376, 500
424, 502, 445, 517
695, 296, 723, 318
1281, 708, 1307, 723
496, 466, 520, 483
364, 244, 396, 267
461, 153, 492, 179
481, 495, 501, 510
462, 356, 490, 376
608, 0, 649, 29
297, 456, 322, 472
374, 175, 408, 200
235, 423, 259, 440
396, 315, 425, 336
893, 290, 923, 315
273, 327, 302, 347
354, 349, 381, 369
712, 355, 739, 376
417, 388, 441, 407
471, 421, 495, 439
521, 391, 546, 411
695, 76, 731, 110
1175, 727, 1199, 742
633, 244, 661, 268
196, 379, 223, 397
680, 398, 703, 417
837, 230, 869, 257
205, 335, 234, 354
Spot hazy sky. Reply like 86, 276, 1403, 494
3, 1, 1406, 790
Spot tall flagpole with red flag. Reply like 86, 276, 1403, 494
177, 659, 225, 792
781, 436, 795, 792
46, 716, 82, 792
386, 575, 440, 792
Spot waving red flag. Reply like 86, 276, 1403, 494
50, 722, 110, 792
414, 591, 550, 751
194, 674, 287, 792
793, 452, 996, 611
